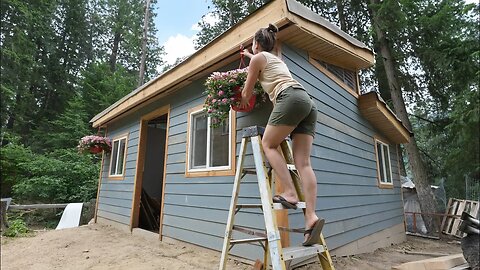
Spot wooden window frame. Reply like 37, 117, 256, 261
108, 133, 129, 180
374, 137, 394, 189
185, 105, 236, 177
308, 54, 359, 98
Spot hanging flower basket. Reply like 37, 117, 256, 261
78, 135, 112, 154
230, 86, 256, 112
203, 67, 266, 127
89, 145, 104, 154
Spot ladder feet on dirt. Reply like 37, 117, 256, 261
219, 126, 335, 270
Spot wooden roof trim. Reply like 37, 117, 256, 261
285, 12, 374, 68
359, 92, 412, 144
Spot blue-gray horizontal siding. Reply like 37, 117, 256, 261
97, 119, 141, 226
282, 44, 404, 249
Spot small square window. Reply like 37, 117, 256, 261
186, 106, 235, 177
109, 136, 128, 177
375, 139, 393, 185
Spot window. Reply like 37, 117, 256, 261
109, 135, 128, 178
309, 55, 359, 97
186, 106, 235, 177
375, 138, 393, 187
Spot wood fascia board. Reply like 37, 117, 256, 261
285, 12, 374, 69
92, 0, 288, 128
359, 92, 411, 144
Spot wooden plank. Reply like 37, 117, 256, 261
282, 245, 325, 261
391, 254, 466, 270
94, 135, 106, 223
451, 200, 466, 236
445, 199, 459, 235
9, 204, 68, 210
441, 198, 454, 233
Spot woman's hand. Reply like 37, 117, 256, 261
239, 89, 251, 109
241, 48, 253, 59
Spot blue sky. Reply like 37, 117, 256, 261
153, 0, 214, 65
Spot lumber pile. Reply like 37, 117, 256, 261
139, 188, 160, 232
441, 198, 479, 238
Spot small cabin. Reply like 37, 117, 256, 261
91, 0, 412, 262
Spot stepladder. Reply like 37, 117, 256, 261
219, 126, 335, 270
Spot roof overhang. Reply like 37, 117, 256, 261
91, 0, 374, 128
358, 91, 413, 144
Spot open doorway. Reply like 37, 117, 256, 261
138, 114, 168, 233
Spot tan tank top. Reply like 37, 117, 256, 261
258, 51, 303, 104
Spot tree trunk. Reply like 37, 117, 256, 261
335, 0, 347, 31
369, 0, 439, 233
228, 0, 234, 26
138, 0, 150, 87
397, 145, 407, 177
109, 31, 121, 72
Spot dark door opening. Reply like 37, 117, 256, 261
138, 114, 167, 233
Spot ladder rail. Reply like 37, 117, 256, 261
219, 137, 249, 269
251, 135, 286, 270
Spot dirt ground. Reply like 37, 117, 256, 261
1, 223, 463, 270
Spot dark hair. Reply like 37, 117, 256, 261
254, 23, 278, 52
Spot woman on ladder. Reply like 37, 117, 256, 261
239, 23, 324, 246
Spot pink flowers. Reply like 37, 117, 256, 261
203, 67, 265, 128
78, 135, 112, 154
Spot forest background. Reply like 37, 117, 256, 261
1, 0, 478, 232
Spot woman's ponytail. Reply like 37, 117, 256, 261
254, 23, 278, 52
267, 24, 278, 33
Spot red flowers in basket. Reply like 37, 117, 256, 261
203, 67, 266, 127
78, 135, 112, 154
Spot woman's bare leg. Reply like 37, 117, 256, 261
262, 125, 298, 204
292, 133, 319, 241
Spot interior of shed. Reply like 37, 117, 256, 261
138, 114, 168, 233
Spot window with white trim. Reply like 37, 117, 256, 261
109, 136, 127, 177
375, 139, 393, 185
187, 109, 232, 172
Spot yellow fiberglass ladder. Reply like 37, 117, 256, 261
219, 126, 335, 270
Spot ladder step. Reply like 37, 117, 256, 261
236, 204, 263, 209
242, 169, 258, 175
233, 225, 267, 237
286, 164, 296, 171
282, 244, 325, 261
278, 226, 305, 234
230, 237, 267, 245
273, 202, 306, 210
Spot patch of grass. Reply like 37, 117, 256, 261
3, 219, 30, 237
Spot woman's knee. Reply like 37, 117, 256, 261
262, 138, 276, 150
294, 156, 311, 170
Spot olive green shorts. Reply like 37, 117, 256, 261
268, 86, 317, 138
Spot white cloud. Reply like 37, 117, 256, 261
162, 13, 220, 68
163, 34, 196, 65
191, 12, 220, 31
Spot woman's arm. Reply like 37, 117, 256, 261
240, 53, 266, 108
